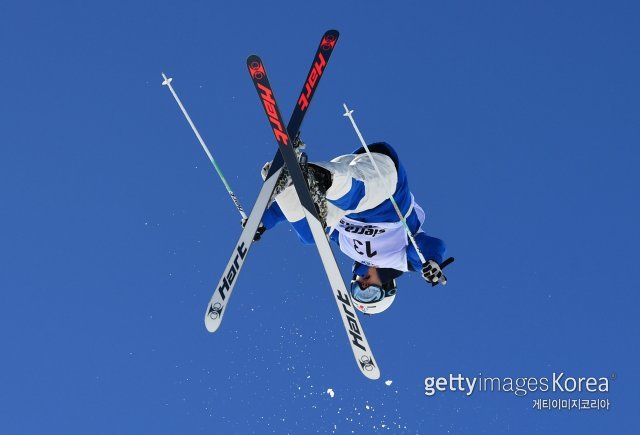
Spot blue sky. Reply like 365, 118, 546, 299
0, 0, 638, 433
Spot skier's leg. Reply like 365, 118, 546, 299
271, 184, 314, 244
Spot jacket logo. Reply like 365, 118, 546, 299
340, 220, 386, 237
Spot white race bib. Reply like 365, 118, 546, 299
335, 200, 425, 271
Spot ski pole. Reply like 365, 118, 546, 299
162, 73, 248, 221
342, 103, 449, 285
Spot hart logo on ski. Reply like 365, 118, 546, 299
321, 34, 337, 50
336, 289, 366, 352
359, 355, 376, 372
257, 82, 289, 146
217, 242, 248, 301
207, 302, 223, 320
298, 53, 327, 111
248, 60, 265, 79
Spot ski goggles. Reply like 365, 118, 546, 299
349, 278, 397, 304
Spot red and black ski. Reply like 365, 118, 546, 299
246, 55, 381, 380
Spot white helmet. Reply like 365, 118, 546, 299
349, 278, 398, 315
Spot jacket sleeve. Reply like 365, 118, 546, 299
317, 153, 399, 228
406, 233, 446, 271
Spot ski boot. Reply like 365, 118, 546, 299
303, 161, 332, 224
269, 132, 310, 198
267, 133, 332, 224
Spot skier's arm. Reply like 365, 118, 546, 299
320, 152, 398, 227
406, 233, 446, 272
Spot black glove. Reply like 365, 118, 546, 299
241, 218, 267, 241
422, 260, 443, 285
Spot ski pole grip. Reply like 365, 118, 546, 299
432, 257, 455, 287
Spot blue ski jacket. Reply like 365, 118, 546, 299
262, 142, 446, 272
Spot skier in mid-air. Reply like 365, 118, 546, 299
254, 139, 449, 314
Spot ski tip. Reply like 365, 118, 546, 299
204, 302, 225, 333
364, 368, 381, 381
204, 318, 221, 333
247, 55, 266, 80
357, 353, 381, 380
320, 30, 339, 51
